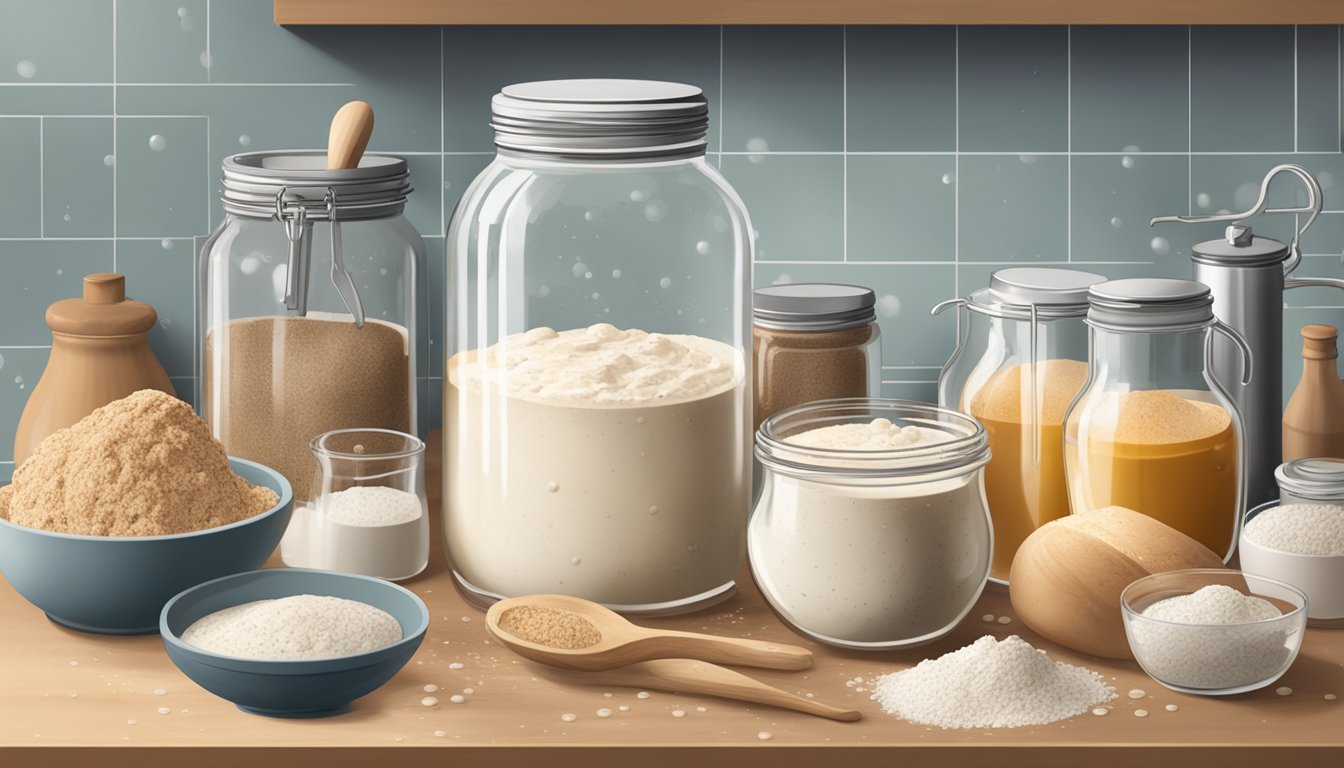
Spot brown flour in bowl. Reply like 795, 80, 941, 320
0, 390, 278, 536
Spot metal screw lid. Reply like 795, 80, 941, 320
1276, 458, 1344, 502
963, 267, 1105, 320
491, 79, 709, 160
1085, 278, 1215, 332
221, 151, 412, 222
753, 283, 877, 332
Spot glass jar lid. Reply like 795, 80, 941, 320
221, 151, 412, 222
1275, 458, 1344, 502
1086, 278, 1215, 332
753, 283, 876, 332
962, 267, 1105, 320
491, 79, 709, 159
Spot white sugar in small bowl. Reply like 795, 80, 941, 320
1239, 501, 1344, 627
1121, 569, 1307, 696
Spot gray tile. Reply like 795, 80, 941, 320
1071, 154, 1190, 263
0, 119, 40, 237
879, 380, 938, 403
752, 262, 956, 367
0, 347, 50, 464
0, 240, 114, 345
116, 0, 208, 84
958, 26, 1068, 152
847, 155, 956, 262
43, 118, 114, 236
169, 376, 197, 411
1070, 26, 1189, 152
443, 26, 721, 153
722, 26, 844, 152
402, 154, 442, 237
957, 155, 1068, 262
0, 0, 112, 83
115, 116, 208, 237
1191, 26, 1295, 152
117, 238, 195, 378
443, 154, 493, 223
720, 154, 843, 262
845, 26, 956, 152
421, 236, 445, 379
1297, 26, 1341, 152
1285, 254, 1344, 307
0, 86, 113, 115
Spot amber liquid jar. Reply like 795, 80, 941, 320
752, 284, 881, 433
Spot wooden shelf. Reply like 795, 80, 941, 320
4, 432, 1344, 767
275, 0, 1344, 25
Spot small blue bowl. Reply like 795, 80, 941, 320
0, 458, 292, 635
161, 568, 429, 718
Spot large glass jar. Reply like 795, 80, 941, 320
1064, 279, 1251, 559
200, 152, 421, 502
444, 80, 753, 615
750, 399, 992, 649
934, 267, 1103, 583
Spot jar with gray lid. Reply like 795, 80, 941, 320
752, 283, 881, 433
199, 151, 422, 506
933, 267, 1103, 583
1275, 458, 1344, 505
444, 79, 753, 615
1063, 278, 1252, 560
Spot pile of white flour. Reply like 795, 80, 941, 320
181, 594, 403, 660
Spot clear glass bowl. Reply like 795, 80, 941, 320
1121, 568, 1307, 695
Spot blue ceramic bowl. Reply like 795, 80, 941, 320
161, 568, 428, 718
0, 458, 292, 635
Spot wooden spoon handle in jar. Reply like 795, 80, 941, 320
644, 629, 813, 671
593, 659, 861, 722
327, 101, 374, 170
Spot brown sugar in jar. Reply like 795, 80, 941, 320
752, 284, 881, 433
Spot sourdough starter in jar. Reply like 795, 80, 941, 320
750, 407, 991, 648
446, 323, 746, 610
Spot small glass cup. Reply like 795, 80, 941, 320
1121, 568, 1307, 695
280, 428, 428, 581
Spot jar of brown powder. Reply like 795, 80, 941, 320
752, 284, 882, 433
200, 152, 421, 501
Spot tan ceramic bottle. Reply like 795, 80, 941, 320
12, 273, 175, 466
1283, 324, 1344, 461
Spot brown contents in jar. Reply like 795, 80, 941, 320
498, 605, 602, 649
753, 324, 874, 433
0, 390, 277, 536
204, 314, 411, 500
1067, 389, 1238, 558
968, 359, 1089, 581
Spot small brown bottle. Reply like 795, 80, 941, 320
1283, 324, 1344, 461
13, 273, 175, 466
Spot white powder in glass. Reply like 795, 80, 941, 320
181, 595, 402, 660
282, 485, 427, 580
1130, 585, 1291, 690
1243, 503, 1344, 556
322, 486, 422, 526
783, 418, 947, 451
869, 635, 1116, 729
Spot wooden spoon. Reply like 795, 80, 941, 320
326, 100, 373, 170
484, 594, 813, 671
541, 658, 861, 722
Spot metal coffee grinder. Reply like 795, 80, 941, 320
1151, 164, 1344, 507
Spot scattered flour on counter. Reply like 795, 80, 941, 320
869, 635, 1115, 729
181, 595, 402, 660
1243, 503, 1344, 555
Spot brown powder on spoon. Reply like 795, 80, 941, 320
0, 389, 277, 536
498, 605, 602, 649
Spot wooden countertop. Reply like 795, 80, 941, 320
2, 434, 1342, 767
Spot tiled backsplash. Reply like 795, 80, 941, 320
2, 2, 1343, 482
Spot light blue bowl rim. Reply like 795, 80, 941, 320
0, 457, 293, 543
160, 568, 430, 673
